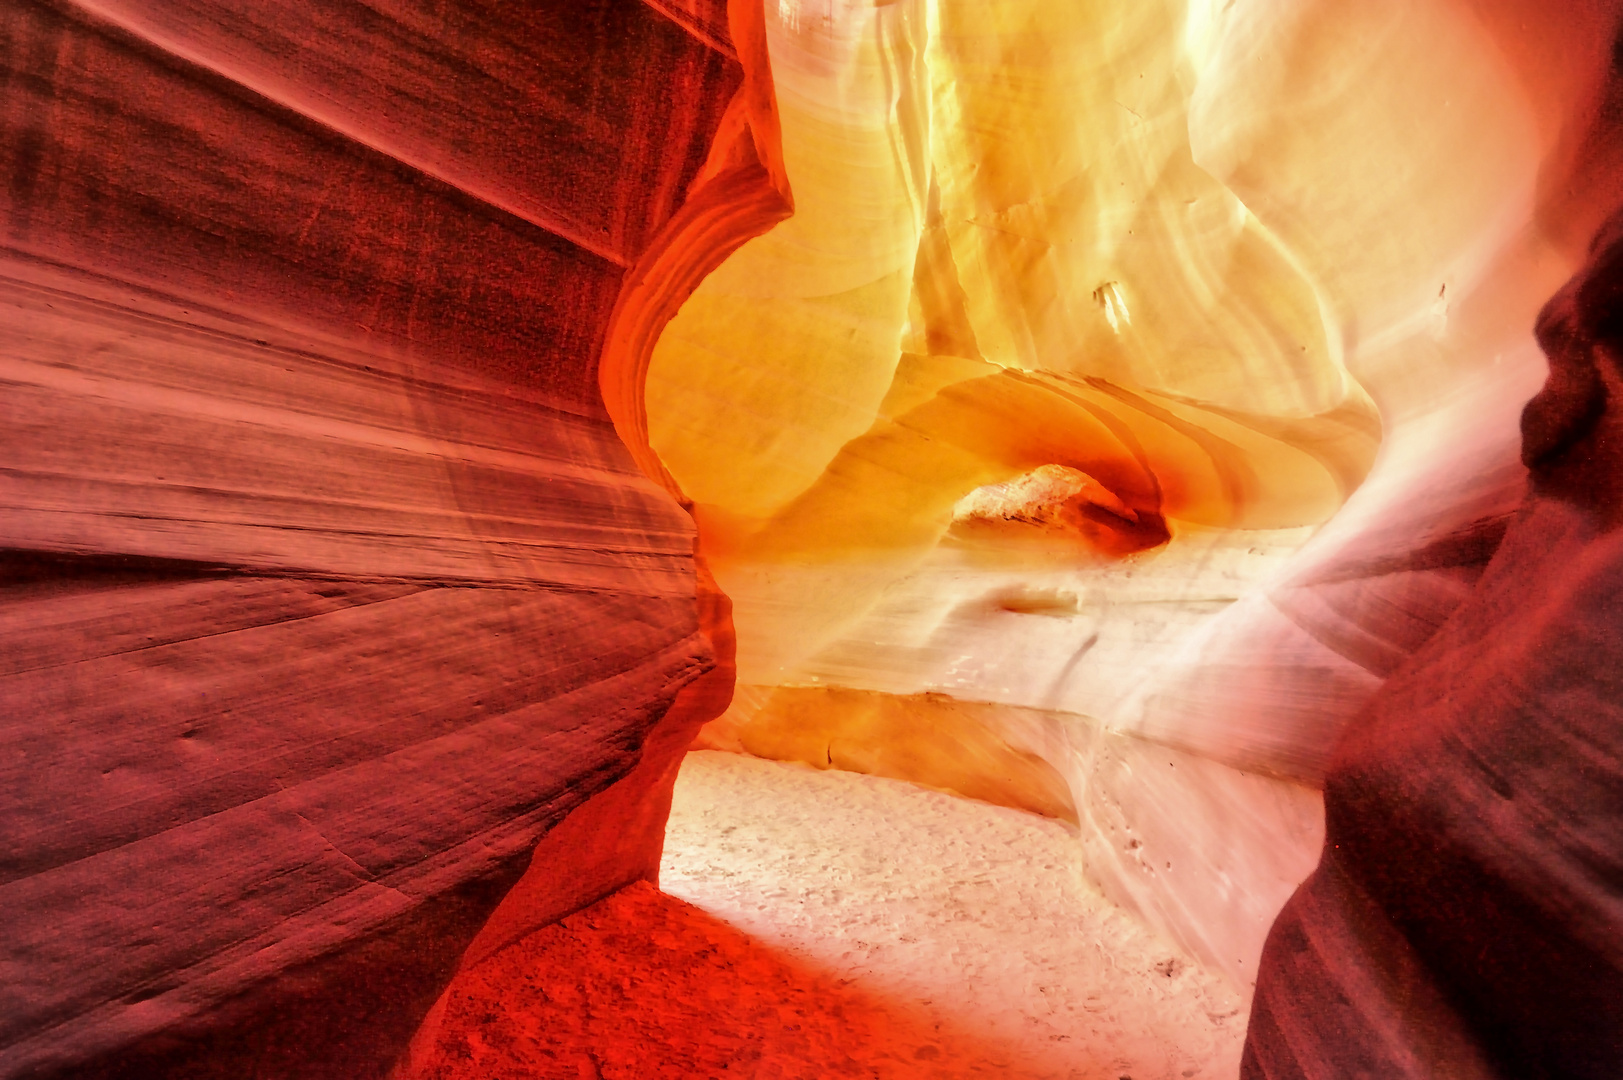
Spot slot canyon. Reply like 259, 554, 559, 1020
2, 0, 1621, 1076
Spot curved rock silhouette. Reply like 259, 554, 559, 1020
1242, 210, 1623, 1080
0, 1, 775, 1076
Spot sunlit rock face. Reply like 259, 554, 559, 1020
650, 0, 1623, 989
0, 2, 757, 1076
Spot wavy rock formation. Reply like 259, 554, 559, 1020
8, 0, 1623, 1074
1242, 213, 1623, 1080
0, 1, 774, 1076
657, 0, 1623, 1000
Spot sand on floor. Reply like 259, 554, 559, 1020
660, 750, 1247, 1080
414, 751, 1247, 1079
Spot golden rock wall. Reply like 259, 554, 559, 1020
649, 0, 1623, 986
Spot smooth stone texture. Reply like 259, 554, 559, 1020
1243, 204, 1623, 1076
0, 0, 753, 1075
668, 4, 1623, 1031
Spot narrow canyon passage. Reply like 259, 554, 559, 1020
417, 751, 1244, 1079
5, 0, 1623, 1076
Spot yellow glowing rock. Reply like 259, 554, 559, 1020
648, 0, 1383, 715
926, 0, 1351, 416
652, 0, 1378, 547
647, 0, 1623, 988
647, 0, 929, 520
704, 685, 1078, 822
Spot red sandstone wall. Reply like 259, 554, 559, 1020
0, 2, 768, 1076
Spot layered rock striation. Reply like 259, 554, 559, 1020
659, 0, 1623, 1003
8, 0, 1623, 1074
0, 1, 781, 1076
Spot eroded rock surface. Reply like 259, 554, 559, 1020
657, 0, 1623, 995
0, 1, 763, 1075
1242, 214, 1623, 1079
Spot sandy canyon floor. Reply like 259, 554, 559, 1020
421, 751, 1247, 1079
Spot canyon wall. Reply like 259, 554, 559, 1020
1241, 116, 1623, 1080
0, 2, 775, 1076
659, 0, 1623, 993
7, 0, 1621, 1074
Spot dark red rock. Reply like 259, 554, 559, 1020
0, 0, 772, 1076
69, 0, 740, 267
